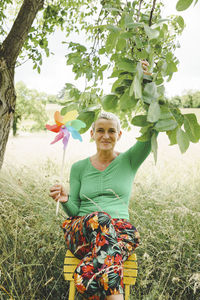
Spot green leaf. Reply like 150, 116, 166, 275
184, 113, 200, 143
107, 24, 121, 32
105, 31, 118, 53
120, 32, 133, 39
123, 79, 133, 87
117, 58, 136, 73
82, 105, 101, 112
170, 108, 184, 126
116, 37, 126, 51
137, 127, 152, 142
176, 128, 190, 153
151, 132, 158, 163
177, 16, 185, 29
147, 101, 161, 123
69, 88, 81, 101
133, 62, 143, 99
144, 24, 160, 40
119, 90, 137, 110
167, 129, 178, 145
136, 61, 143, 80
155, 119, 178, 132
166, 61, 178, 74
131, 115, 149, 127
160, 106, 173, 119
124, 14, 133, 26
133, 76, 142, 99
61, 103, 78, 115
114, 86, 127, 95
143, 74, 153, 84
102, 94, 119, 111
65, 83, 75, 90
142, 82, 158, 104
77, 111, 95, 133
176, 0, 193, 11
157, 85, 165, 97
125, 22, 143, 29
99, 48, 106, 55
129, 78, 134, 96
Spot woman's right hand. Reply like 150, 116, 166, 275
49, 184, 68, 203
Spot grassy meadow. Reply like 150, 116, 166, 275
0, 109, 200, 299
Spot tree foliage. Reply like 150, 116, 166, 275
169, 90, 200, 108
13, 81, 48, 135
57, 0, 200, 160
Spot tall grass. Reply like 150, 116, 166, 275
129, 154, 200, 300
0, 160, 69, 300
0, 147, 200, 299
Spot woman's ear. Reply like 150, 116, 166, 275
90, 129, 94, 139
117, 130, 122, 141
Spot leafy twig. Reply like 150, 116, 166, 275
136, 0, 143, 22
149, 0, 157, 26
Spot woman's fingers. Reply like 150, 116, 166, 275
143, 70, 152, 75
50, 184, 61, 191
49, 191, 60, 198
141, 60, 152, 75
49, 184, 68, 202
49, 184, 61, 202
141, 60, 149, 66
49, 191, 60, 201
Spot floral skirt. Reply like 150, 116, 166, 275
62, 211, 140, 300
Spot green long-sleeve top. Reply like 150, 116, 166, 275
62, 140, 151, 220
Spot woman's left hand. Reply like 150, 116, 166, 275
141, 60, 152, 75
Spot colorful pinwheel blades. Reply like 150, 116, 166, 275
46, 110, 86, 150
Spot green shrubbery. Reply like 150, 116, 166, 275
169, 90, 200, 108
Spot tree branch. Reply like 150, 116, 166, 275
136, 0, 143, 22
1, 0, 44, 67
149, 0, 157, 26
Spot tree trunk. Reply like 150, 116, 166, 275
0, 60, 15, 169
0, 0, 44, 169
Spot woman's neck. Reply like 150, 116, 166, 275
94, 150, 118, 164
90, 150, 120, 171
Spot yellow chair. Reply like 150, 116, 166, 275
64, 250, 138, 300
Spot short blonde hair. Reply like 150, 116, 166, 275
92, 112, 121, 132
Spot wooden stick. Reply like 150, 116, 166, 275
56, 147, 66, 216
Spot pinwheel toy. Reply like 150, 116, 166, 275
46, 110, 86, 215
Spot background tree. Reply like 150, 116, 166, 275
0, 0, 96, 169
169, 90, 200, 108
13, 81, 48, 135
0, 0, 44, 168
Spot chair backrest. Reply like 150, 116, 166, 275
64, 249, 138, 285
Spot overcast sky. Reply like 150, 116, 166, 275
15, 1, 200, 97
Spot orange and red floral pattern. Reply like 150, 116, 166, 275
62, 211, 140, 299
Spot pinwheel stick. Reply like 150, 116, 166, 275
56, 147, 66, 216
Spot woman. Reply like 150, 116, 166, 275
50, 110, 152, 300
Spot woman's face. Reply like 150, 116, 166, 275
91, 118, 122, 152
